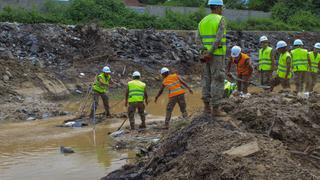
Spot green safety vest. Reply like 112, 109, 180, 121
128, 80, 146, 103
224, 80, 237, 97
198, 14, 227, 56
258, 47, 273, 71
277, 51, 292, 79
309, 51, 320, 73
93, 73, 111, 93
291, 48, 309, 72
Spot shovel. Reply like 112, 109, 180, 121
230, 73, 271, 89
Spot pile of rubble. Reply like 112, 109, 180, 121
104, 94, 320, 179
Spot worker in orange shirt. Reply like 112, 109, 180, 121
226, 46, 253, 95
155, 67, 193, 129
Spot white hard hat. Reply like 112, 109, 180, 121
160, 67, 169, 74
208, 0, 224, 6
231, 46, 241, 58
314, 43, 320, 49
276, 41, 287, 49
102, 66, 111, 73
293, 39, 303, 46
259, 36, 268, 42
132, 71, 141, 77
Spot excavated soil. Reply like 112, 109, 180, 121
103, 94, 320, 180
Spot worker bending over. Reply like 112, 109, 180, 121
125, 71, 148, 130
306, 43, 320, 93
155, 68, 193, 129
91, 66, 112, 118
226, 46, 253, 95
258, 36, 276, 86
270, 41, 292, 91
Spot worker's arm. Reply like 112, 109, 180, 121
154, 85, 165, 103
271, 49, 276, 70
244, 58, 253, 81
211, 18, 225, 53
178, 77, 193, 94
285, 57, 291, 79
308, 53, 312, 71
226, 57, 233, 78
125, 86, 129, 107
144, 87, 148, 105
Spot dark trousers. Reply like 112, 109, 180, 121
260, 70, 272, 85
165, 94, 188, 125
306, 72, 318, 92
90, 91, 110, 117
270, 77, 290, 91
128, 102, 146, 129
237, 74, 250, 94
294, 71, 308, 92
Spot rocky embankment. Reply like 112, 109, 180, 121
104, 93, 320, 179
1, 22, 320, 122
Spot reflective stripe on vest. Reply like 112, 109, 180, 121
258, 47, 273, 71
309, 52, 320, 73
277, 52, 292, 79
128, 80, 146, 103
198, 14, 227, 56
291, 48, 309, 72
162, 74, 185, 98
93, 73, 110, 93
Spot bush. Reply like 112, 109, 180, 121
0, 0, 319, 31
287, 11, 320, 32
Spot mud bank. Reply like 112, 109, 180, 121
103, 93, 320, 179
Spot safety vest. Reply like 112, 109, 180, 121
234, 53, 252, 76
128, 80, 146, 103
198, 14, 227, 56
309, 51, 320, 73
163, 74, 185, 98
258, 47, 273, 71
93, 73, 111, 93
277, 51, 292, 79
291, 48, 309, 72
224, 80, 237, 97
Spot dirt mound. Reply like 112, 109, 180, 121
103, 94, 320, 180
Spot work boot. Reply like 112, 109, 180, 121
139, 122, 146, 129
211, 108, 227, 117
203, 102, 211, 114
130, 122, 135, 130
163, 122, 169, 130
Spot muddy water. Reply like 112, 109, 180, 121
0, 90, 203, 180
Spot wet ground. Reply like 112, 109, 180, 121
0, 90, 203, 180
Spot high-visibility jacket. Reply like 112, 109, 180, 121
224, 80, 237, 97
128, 80, 146, 103
163, 74, 185, 98
258, 46, 273, 71
291, 48, 309, 72
198, 14, 227, 56
309, 51, 320, 73
277, 51, 292, 79
93, 73, 111, 93
234, 53, 252, 76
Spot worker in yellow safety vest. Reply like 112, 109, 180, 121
270, 41, 292, 91
290, 39, 311, 94
258, 36, 276, 86
125, 71, 148, 130
155, 67, 193, 129
306, 43, 320, 92
198, 0, 227, 117
91, 66, 112, 118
